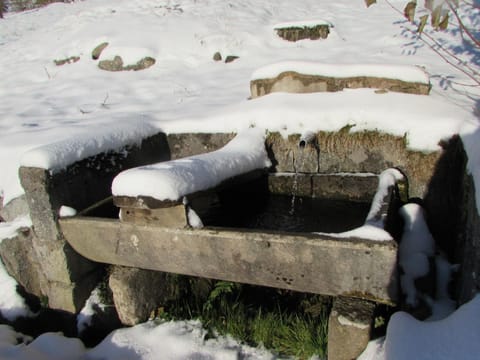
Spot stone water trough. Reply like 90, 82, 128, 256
58, 130, 403, 305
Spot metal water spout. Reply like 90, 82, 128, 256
298, 131, 316, 148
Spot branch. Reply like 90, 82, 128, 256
445, 0, 480, 48
383, 0, 480, 86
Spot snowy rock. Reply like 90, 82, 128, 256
92, 42, 109, 60
274, 21, 330, 42
98, 55, 124, 71
225, 55, 239, 63
250, 62, 431, 98
112, 128, 271, 201
212, 51, 222, 61
98, 55, 156, 71
54, 56, 80, 66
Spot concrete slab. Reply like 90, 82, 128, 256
60, 217, 398, 304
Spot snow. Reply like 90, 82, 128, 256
0, 0, 478, 208
159, 90, 468, 151
112, 127, 271, 201
398, 203, 436, 307
76, 287, 106, 334
273, 20, 333, 29
318, 168, 403, 241
0, 0, 479, 359
384, 294, 480, 360
251, 62, 430, 84
0, 320, 276, 360
58, 205, 77, 218
20, 119, 158, 173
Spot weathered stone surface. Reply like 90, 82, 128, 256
54, 56, 80, 66
225, 55, 239, 63
275, 24, 330, 42
167, 133, 235, 160
92, 42, 109, 60
0, 195, 29, 222
98, 55, 156, 71
268, 173, 378, 202
124, 56, 156, 71
250, 71, 430, 98
266, 131, 441, 199
109, 266, 172, 326
98, 55, 124, 71
0, 227, 46, 298
328, 297, 375, 360
19, 132, 171, 312
61, 217, 399, 304
213, 52, 222, 61
119, 204, 187, 227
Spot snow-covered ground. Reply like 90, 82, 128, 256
0, 0, 480, 359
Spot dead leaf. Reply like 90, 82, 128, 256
417, 14, 429, 34
404, 1, 417, 23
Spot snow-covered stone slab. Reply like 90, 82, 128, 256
273, 20, 332, 42
20, 119, 160, 173
112, 128, 271, 202
250, 62, 430, 98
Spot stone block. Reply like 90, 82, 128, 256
328, 297, 375, 360
109, 266, 173, 326
265, 131, 441, 199
18, 132, 170, 312
61, 217, 399, 304
119, 204, 187, 227
0, 227, 46, 298
250, 71, 430, 98
0, 195, 29, 222
275, 24, 330, 42
167, 133, 235, 160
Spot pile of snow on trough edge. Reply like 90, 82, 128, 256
20, 119, 159, 173
251, 62, 430, 84
112, 127, 272, 201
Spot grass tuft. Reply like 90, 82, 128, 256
156, 276, 331, 359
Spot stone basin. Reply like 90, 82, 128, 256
60, 171, 402, 304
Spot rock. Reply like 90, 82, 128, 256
251, 71, 431, 98
0, 227, 47, 298
225, 55, 239, 63
109, 266, 173, 326
54, 56, 80, 66
0, 195, 29, 222
275, 24, 330, 42
124, 56, 156, 71
98, 56, 156, 71
91, 42, 109, 60
98, 55, 124, 71
328, 297, 375, 360
213, 52, 222, 61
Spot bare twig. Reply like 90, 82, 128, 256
383, 0, 480, 86
445, 0, 480, 48
101, 93, 109, 108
